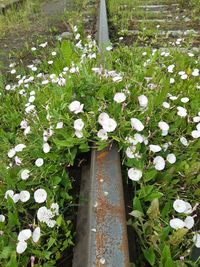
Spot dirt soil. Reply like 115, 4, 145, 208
0, 0, 80, 71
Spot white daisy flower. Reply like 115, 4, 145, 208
74, 119, 84, 131
170, 218, 185, 230
114, 92, 126, 103
0, 215, 5, 222
34, 189, 47, 203
180, 137, 188, 146
149, 145, 162, 153
173, 199, 187, 213
102, 118, 117, 132
32, 227, 41, 243
19, 191, 30, 203
97, 129, 108, 140
184, 216, 194, 229
166, 153, 176, 164
16, 241, 27, 254
153, 156, 165, 171
128, 168, 142, 181
193, 233, 200, 248
138, 95, 148, 108
18, 229, 32, 241
75, 130, 83, 138
131, 118, 144, 132
35, 158, 44, 167
69, 101, 84, 114
98, 113, 110, 126
43, 143, 51, 153
21, 169, 30, 180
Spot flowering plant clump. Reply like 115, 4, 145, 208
0, 25, 200, 266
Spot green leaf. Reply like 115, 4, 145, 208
143, 247, 155, 266
47, 237, 56, 250
129, 210, 144, 218
144, 169, 157, 182
144, 191, 163, 202
6, 252, 17, 267
133, 197, 144, 213
160, 245, 174, 267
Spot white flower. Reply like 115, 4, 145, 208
131, 118, 144, 132
24, 126, 31, 135
18, 229, 32, 241
170, 78, 175, 84
134, 133, 144, 143
35, 158, 44, 167
37, 206, 53, 223
128, 168, 142, 181
126, 146, 136, 158
181, 74, 188, 80
19, 191, 30, 202
196, 123, 200, 131
5, 190, 14, 199
74, 119, 84, 131
114, 92, 126, 103
97, 129, 108, 140
34, 189, 47, 203
15, 156, 22, 166
13, 194, 20, 203
162, 102, 170, 109
158, 121, 169, 131
15, 144, 26, 152
7, 148, 16, 158
181, 97, 189, 103
0, 215, 5, 222
46, 219, 56, 228
138, 95, 148, 108
167, 153, 176, 164
173, 199, 187, 213
177, 106, 187, 117
184, 202, 193, 214
167, 64, 175, 73
184, 216, 194, 229
32, 227, 41, 243
180, 137, 188, 146
51, 203, 59, 215
98, 113, 110, 126
192, 69, 199, 77
193, 233, 200, 248
102, 118, 117, 132
21, 169, 30, 180
191, 130, 200, 139
56, 122, 63, 129
29, 96, 35, 103
43, 143, 51, 153
16, 241, 27, 254
69, 101, 84, 114
170, 218, 185, 229
20, 120, 28, 129
149, 145, 162, 153
75, 130, 83, 138
153, 156, 165, 171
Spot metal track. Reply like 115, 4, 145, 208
73, 0, 129, 266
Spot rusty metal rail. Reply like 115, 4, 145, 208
73, 0, 129, 266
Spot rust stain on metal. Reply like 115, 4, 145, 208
94, 145, 129, 266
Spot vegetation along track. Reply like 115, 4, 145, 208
0, 0, 200, 266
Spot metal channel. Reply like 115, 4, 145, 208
73, 0, 129, 266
